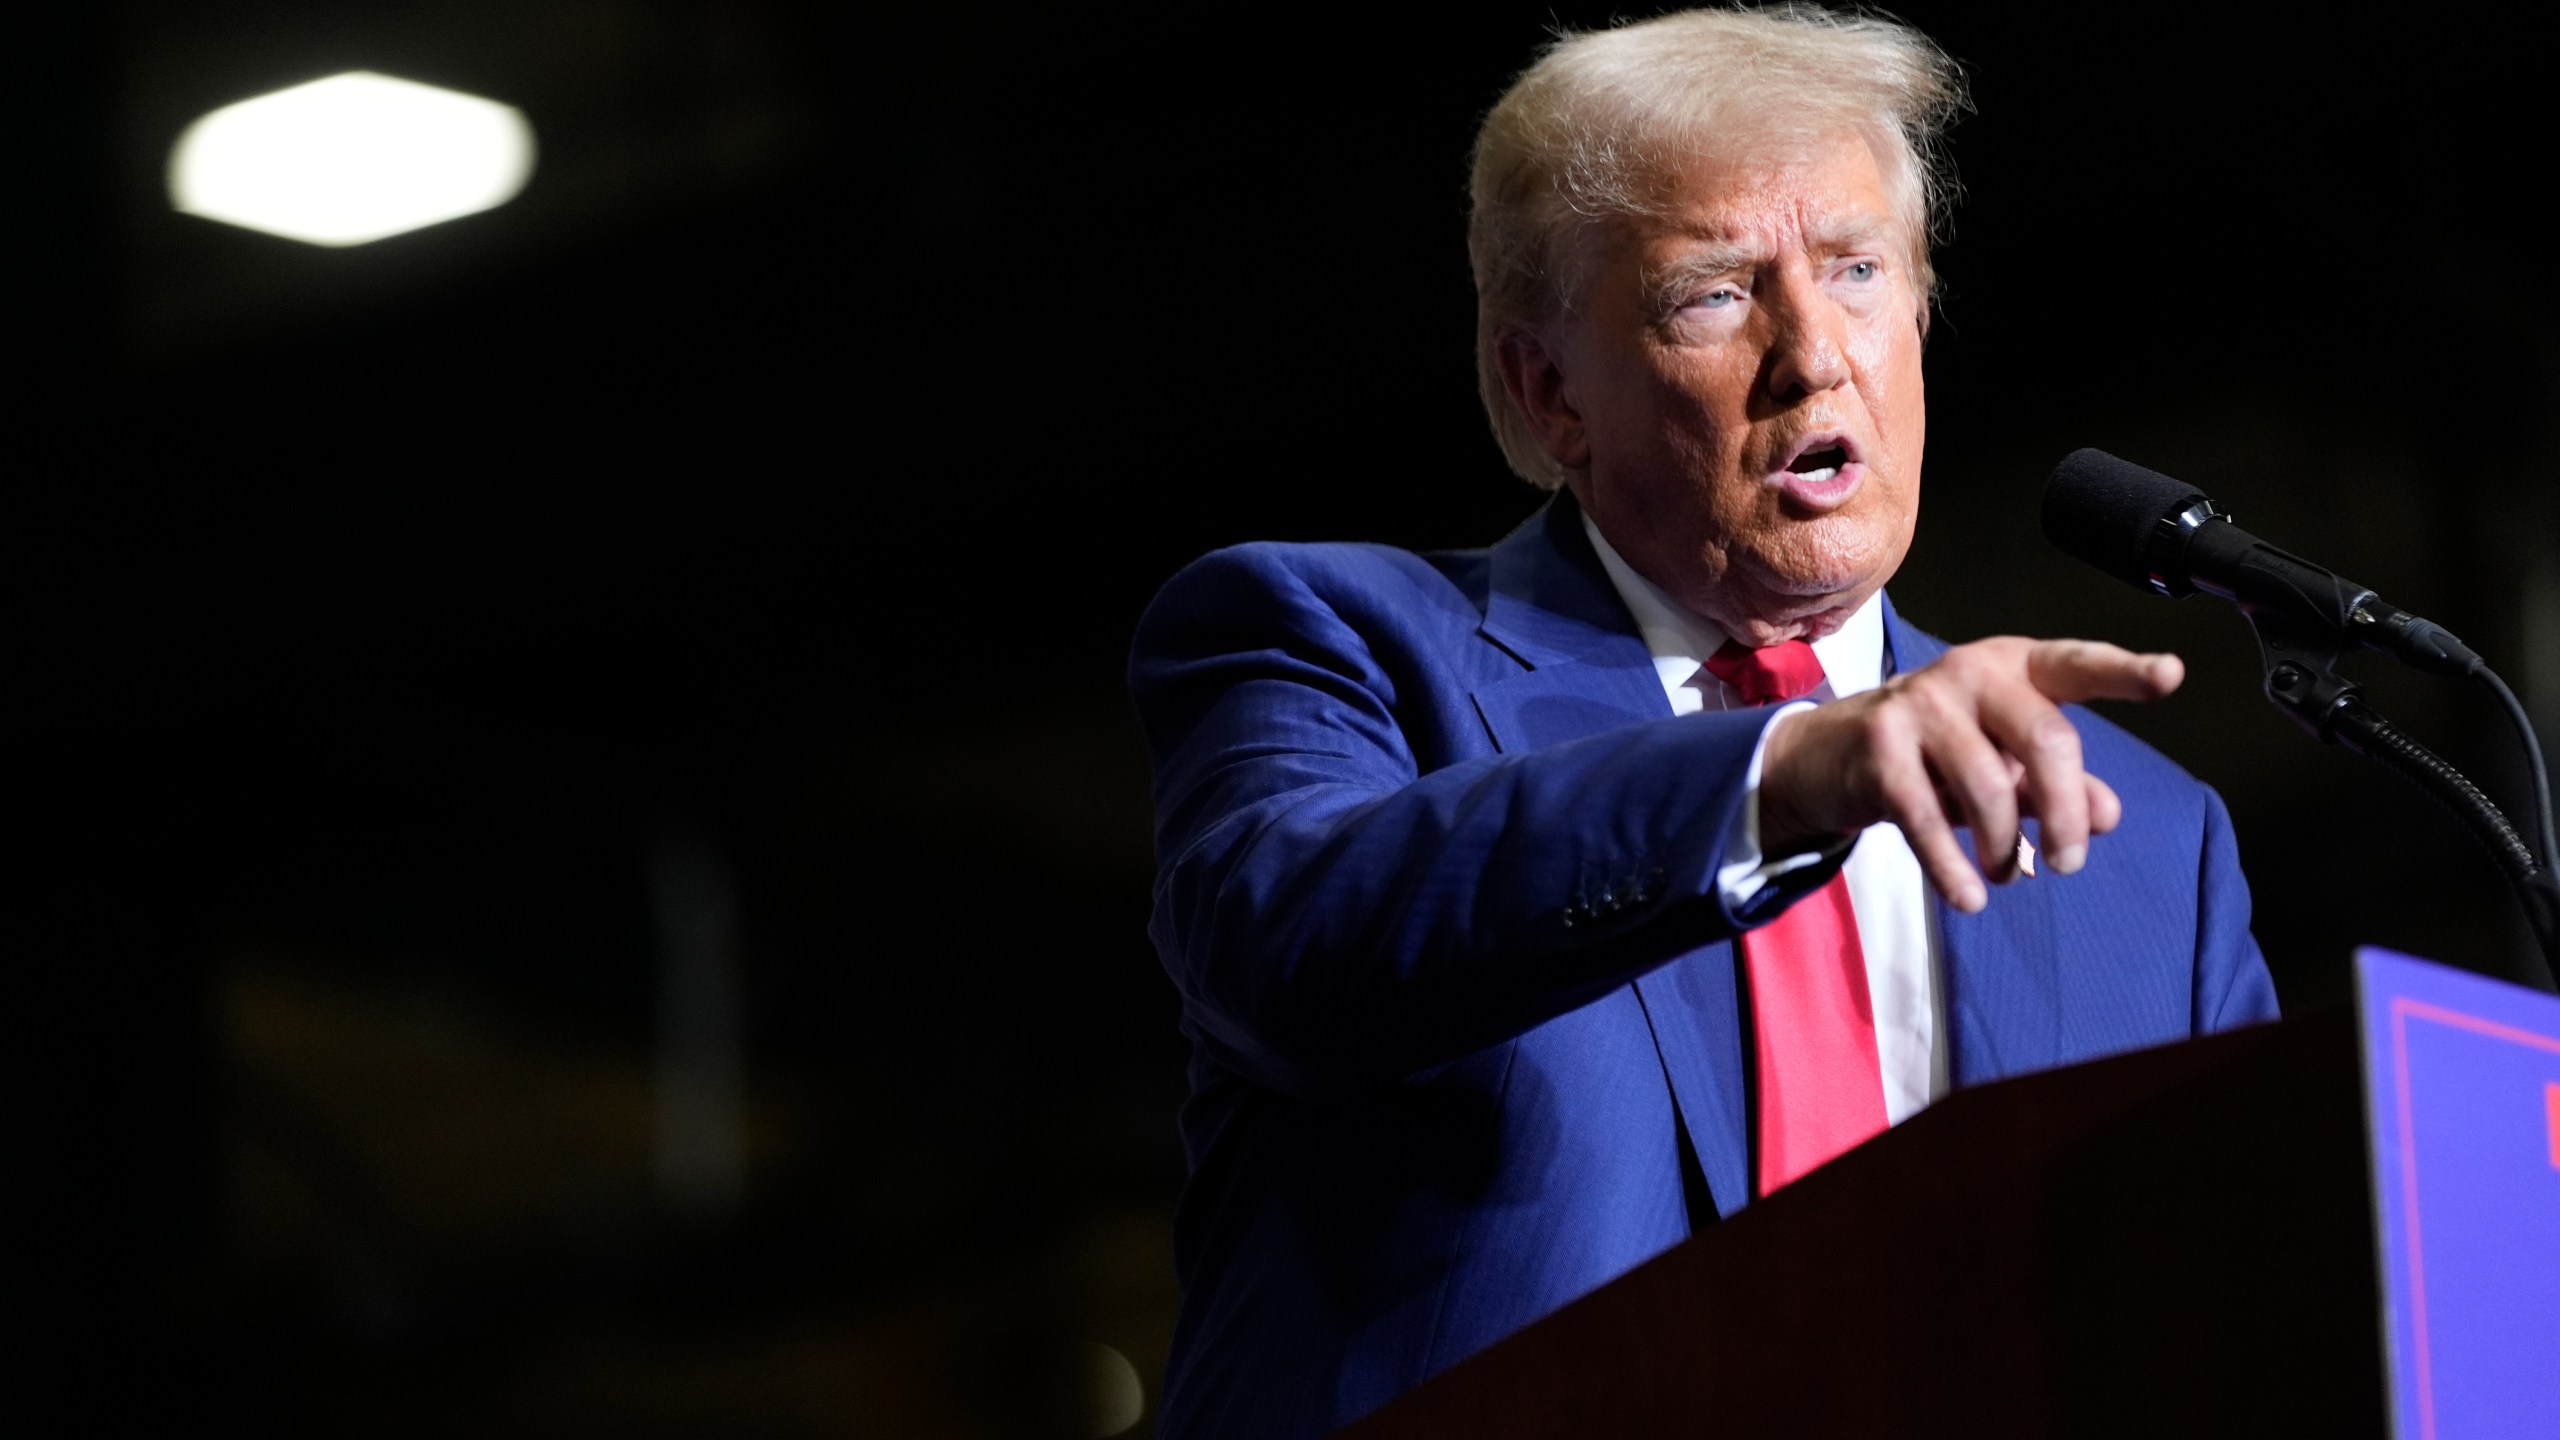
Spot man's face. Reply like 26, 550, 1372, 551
1540, 128, 1928, 647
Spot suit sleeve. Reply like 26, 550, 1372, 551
1131, 545, 1811, 1100
2193, 786, 2281, 1030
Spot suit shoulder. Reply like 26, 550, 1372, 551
1135, 539, 1490, 646
2065, 702, 2221, 820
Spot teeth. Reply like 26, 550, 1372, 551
1795, 466, 1839, 484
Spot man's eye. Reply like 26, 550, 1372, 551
1686, 288, 1738, 311
1843, 260, 1880, 282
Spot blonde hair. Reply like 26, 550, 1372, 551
1468, 6, 1968, 488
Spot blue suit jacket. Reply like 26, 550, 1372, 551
1129, 496, 2278, 1440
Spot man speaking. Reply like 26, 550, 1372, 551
1129, 8, 2279, 1437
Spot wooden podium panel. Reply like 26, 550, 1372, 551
1341, 1009, 2385, 1438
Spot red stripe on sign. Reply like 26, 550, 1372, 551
2549, 1082, 2560, 1170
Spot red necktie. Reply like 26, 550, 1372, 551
1703, 639, 1889, 1195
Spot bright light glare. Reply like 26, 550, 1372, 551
169, 71, 535, 247
1085, 1343, 1143, 1437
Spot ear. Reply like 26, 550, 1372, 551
1495, 327, 1591, 472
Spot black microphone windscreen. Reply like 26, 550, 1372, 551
2040, 448, 2212, 592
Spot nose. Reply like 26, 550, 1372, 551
1761, 273, 1850, 402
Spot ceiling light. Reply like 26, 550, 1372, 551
169, 70, 535, 247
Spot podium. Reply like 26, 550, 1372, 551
1342, 951, 2560, 1439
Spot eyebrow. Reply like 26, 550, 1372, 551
1642, 245, 1760, 304
1641, 214, 1904, 303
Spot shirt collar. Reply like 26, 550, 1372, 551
1581, 510, 1887, 701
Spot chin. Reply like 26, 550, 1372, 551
1743, 522, 1910, 604
1741, 554, 1889, 604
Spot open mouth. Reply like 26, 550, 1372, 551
1786, 444, 1852, 485
1767, 433, 1864, 511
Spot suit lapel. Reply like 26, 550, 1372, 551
1627, 955, 1751, 1219
1471, 497, 1753, 1220
1471, 496, 1669, 746
1883, 602, 2067, 1085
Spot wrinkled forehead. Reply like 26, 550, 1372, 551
1564, 120, 1922, 299
1640, 121, 1912, 249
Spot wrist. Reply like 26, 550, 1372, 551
1755, 704, 1849, 857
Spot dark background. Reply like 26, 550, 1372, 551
15, 3, 2559, 1435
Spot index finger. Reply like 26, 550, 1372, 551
2024, 640, 2185, 705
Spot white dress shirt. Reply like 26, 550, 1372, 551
1583, 514, 1951, 1124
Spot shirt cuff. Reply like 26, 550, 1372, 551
1715, 700, 1854, 913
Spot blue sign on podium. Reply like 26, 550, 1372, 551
2357, 948, 2560, 1439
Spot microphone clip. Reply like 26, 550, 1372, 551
2246, 609, 2362, 744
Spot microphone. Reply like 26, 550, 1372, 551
2040, 448, 2481, 677
2045, 448, 2560, 986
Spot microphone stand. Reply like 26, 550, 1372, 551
2245, 609, 2560, 993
